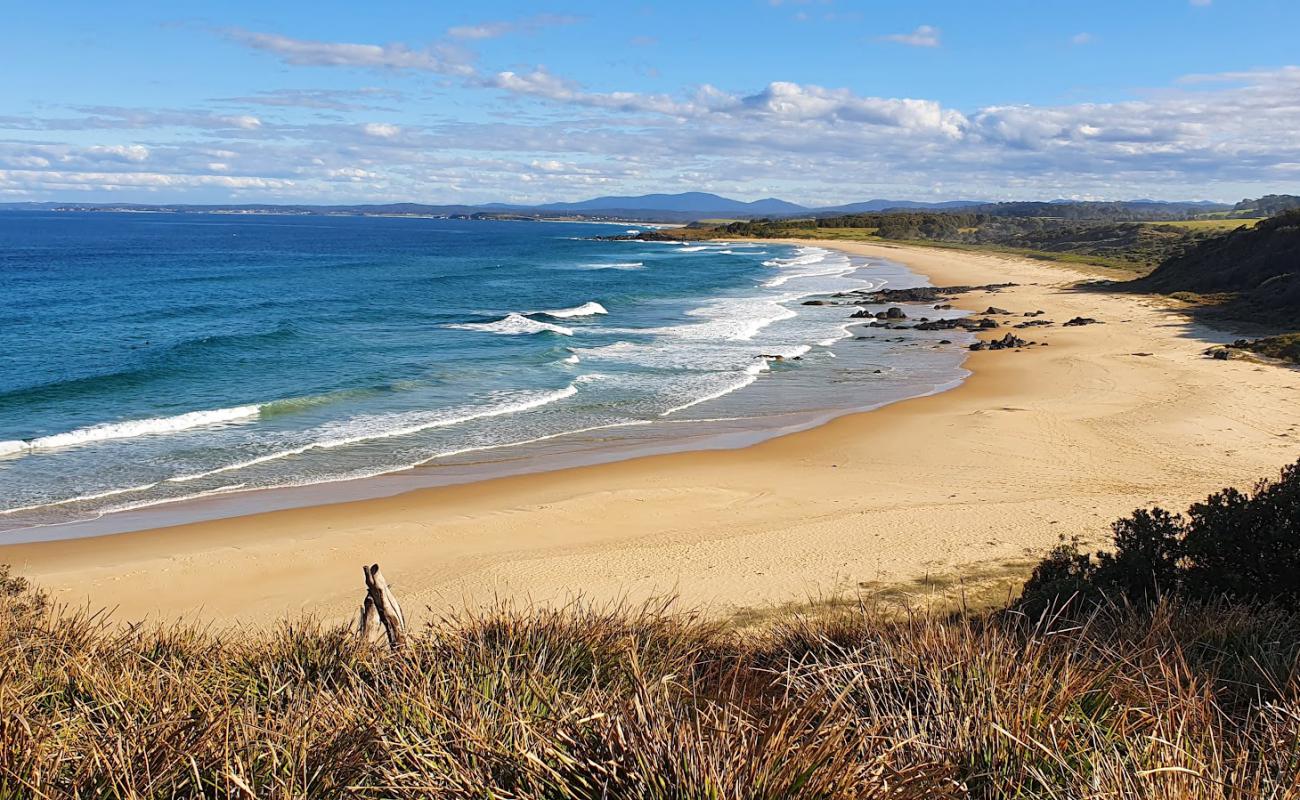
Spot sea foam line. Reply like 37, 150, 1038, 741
167, 384, 581, 484
0, 482, 162, 516
1, 405, 261, 457
31, 421, 656, 524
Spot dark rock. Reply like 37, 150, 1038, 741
973, 332, 1033, 351
1015, 319, 1053, 328
847, 283, 1018, 305
983, 306, 1011, 315
939, 339, 953, 344
885, 307, 906, 319
849, 309, 875, 318
1024, 310, 1046, 317
1063, 317, 1102, 327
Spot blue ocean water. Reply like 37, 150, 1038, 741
0, 211, 969, 537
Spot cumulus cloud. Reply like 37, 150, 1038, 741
879, 25, 941, 48
1072, 32, 1095, 45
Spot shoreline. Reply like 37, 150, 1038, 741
4, 241, 1298, 627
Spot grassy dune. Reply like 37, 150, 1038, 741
1, 565, 1297, 798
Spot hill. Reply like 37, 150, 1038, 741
535, 192, 807, 215
1129, 208, 1300, 320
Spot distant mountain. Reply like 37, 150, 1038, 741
535, 192, 807, 214
812, 199, 985, 214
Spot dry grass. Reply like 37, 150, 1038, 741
2, 565, 1298, 798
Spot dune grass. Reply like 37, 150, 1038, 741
2, 562, 1298, 798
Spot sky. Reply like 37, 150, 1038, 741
2, 0, 1299, 206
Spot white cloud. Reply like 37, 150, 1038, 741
6, 27, 1300, 204
86, 144, 150, 163
362, 122, 401, 138
226, 29, 474, 76
447, 14, 579, 40
879, 25, 941, 48
1072, 32, 1094, 45
1190, 0, 1212, 6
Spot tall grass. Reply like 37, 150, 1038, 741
1, 565, 1297, 798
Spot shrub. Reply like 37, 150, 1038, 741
1019, 459, 1300, 612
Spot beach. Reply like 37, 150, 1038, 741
3, 240, 1298, 627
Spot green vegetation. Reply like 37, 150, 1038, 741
1154, 218, 1264, 231
1129, 208, 1300, 324
1019, 459, 1300, 613
1233, 194, 1300, 217
1234, 333, 1300, 365
4, 461, 1300, 796
715, 212, 1211, 271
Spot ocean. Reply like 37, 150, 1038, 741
0, 212, 970, 540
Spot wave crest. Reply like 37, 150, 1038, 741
3, 405, 260, 457
537, 301, 608, 318
447, 313, 574, 336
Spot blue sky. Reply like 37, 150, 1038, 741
2, 0, 1298, 204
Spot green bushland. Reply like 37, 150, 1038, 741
3, 460, 1300, 796
1127, 209, 1300, 325
1018, 459, 1300, 614
1241, 333, 1300, 364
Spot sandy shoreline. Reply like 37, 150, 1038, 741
4, 241, 1298, 627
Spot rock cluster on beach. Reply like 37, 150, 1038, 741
970, 333, 1040, 351
810, 280, 1112, 355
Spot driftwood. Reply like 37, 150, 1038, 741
358, 563, 407, 648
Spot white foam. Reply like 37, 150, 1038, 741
677, 246, 708, 252
537, 301, 608, 318
0, 482, 161, 515
658, 296, 798, 342
660, 361, 769, 417
447, 313, 573, 336
761, 246, 855, 287
562, 354, 581, 364
76, 420, 659, 522
5, 405, 260, 457
167, 384, 581, 483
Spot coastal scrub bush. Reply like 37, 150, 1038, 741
1018, 459, 1300, 612
3, 567, 1300, 796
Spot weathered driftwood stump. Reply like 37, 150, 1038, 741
359, 563, 407, 649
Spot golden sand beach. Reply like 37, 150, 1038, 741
4, 241, 1298, 626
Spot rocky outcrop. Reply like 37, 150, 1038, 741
970, 333, 1036, 351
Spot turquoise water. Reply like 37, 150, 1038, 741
0, 212, 969, 537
